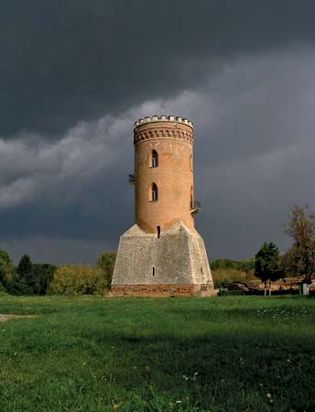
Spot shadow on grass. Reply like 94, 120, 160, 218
1, 296, 315, 411
76, 321, 315, 412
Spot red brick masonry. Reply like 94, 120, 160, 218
110, 284, 216, 297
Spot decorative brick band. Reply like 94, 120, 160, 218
110, 284, 209, 297
134, 129, 193, 145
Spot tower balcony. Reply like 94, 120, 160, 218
190, 200, 201, 214
128, 174, 135, 185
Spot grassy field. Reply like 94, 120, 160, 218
0, 295, 314, 412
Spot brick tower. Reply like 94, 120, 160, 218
111, 115, 214, 296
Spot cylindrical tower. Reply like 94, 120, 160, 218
133, 115, 196, 234
112, 115, 214, 297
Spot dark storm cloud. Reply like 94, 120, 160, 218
1, 49, 315, 264
1, 1, 315, 264
0, 111, 135, 250
1, 0, 315, 136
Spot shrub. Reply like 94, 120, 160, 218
97, 251, 116, 289
211, 258, 255, 273
212, 269, 255, 289
49, 265, 108, 295
0, 249, 13, 290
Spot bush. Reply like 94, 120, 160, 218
97, 251, 116, 289
212, 269, 255, 289
211, 258, 255, 273
0, 249, 13, 290
49, 265, 108, 295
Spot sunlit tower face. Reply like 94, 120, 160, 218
112, 115, 213, 297
133, 116, 197, 235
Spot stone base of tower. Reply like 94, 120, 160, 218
111, 222, 215, 297
110, 284, 217, 297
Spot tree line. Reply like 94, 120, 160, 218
212, 205, 315, 294
254, 205, 315, 295
0, 205, 314, 297
0, 251, 116, 296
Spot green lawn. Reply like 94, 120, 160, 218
0, 295, 314, 412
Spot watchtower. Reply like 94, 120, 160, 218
111, 115, 214, 296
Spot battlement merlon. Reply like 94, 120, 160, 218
134, 115, 194, 129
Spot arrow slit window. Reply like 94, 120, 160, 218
152, 150, 159, 167
151, 183, 158, 202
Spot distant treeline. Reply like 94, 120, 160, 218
0, 250, 116, 296
1, 250, 258, 296
211, 206, 315, 292
211, 258, 255, 273
1, 206, 314, 296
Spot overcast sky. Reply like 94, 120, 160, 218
1, 1, 315, 264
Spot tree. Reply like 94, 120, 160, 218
285, 205, 315, 284
7, 257, 56, 296
97, 251, 116, 289
14, 254, 34, 295
279, 250, 296, 278
17, 254, 33, 277
31, 264, 56, 295
0, 249, 13, 290
255, 242, 281, 296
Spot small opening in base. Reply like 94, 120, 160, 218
152, 266, 155, 276
157, 226, 161, 238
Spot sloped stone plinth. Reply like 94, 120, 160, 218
111, 223, 214, 297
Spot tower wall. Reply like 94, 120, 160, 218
111, 115, 215, 297
134, 118, 194, 233
112, 223, 214, 297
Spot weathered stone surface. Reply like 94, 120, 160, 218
111, 222, 214, 296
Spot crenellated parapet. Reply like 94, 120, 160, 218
134, 115, 193, 128
134, 115, 193, 145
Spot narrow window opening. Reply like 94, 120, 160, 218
151, 183, 158, 201
152, 266, 155, 276
157, 226, 161, 238
152, 150, 159, 167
